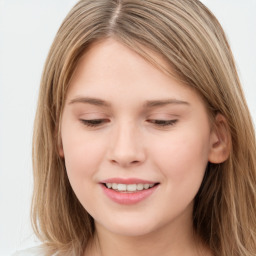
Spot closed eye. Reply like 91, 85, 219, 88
147, 119, 178, 127
80, 119, 109, 127
80, 119, 177, 128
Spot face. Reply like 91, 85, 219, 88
60, 38, 215, 237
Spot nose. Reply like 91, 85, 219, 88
108, 122, 146, 168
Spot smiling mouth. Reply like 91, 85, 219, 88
103, 183, 159, 193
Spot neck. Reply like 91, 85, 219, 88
84, 208, 211, 256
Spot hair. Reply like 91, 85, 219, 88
32, 0, 256, 255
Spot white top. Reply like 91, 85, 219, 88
12, 246, 51, 256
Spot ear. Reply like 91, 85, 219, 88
56, 126, 64, 158
208, 113, 231, 164
58, 140, 64, 158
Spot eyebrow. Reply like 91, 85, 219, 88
68, 97, 190, 108
144, 99, 190, 108
68, 97, 111, 107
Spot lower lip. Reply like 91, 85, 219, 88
100, 184, 159, 205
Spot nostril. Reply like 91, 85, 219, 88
110, 159, 141, 167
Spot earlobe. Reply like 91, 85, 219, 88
58, 142, 64, 158
208, 113, 231, 164
56, 128, 64, 158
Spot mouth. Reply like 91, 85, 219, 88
102, 182, 159, 193
100, 178, 160, 204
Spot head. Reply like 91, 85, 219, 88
32, 0, 256, 255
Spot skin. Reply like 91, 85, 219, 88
59, 38, 229, 256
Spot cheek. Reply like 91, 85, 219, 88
61, 128, 106, 187
151, 127, 210, 184
62, 133, 108, 215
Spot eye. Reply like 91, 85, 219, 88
80, 119, 109, 127
147, 119, 178, 127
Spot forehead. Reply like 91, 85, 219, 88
66, 38, 204, 108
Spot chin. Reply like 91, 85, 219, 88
106, 224, 156, 237
96, 213, 161, 237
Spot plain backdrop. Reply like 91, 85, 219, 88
0, 0, 255, 255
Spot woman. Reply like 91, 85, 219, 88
15, 0, 256, 255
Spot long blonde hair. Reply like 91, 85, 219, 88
32, 0, 256, 255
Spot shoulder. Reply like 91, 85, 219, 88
12, 245, 74, 256
12, 246, 49, 256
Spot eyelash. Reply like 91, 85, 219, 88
147, 119, 178, 127
80, 119, 109, 127
80, 119, 178, 127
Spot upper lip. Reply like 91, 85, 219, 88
100, 178, 159, 184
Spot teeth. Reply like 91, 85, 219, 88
105, 183, 156, 192
117, 184, 126, 191
137, 184, 143, 191
127, 184, 136, 192
144, 184, 150, 189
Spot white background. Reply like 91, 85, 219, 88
0, 0, 255, 255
